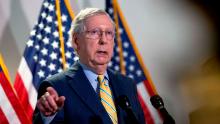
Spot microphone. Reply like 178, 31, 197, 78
150, 95, 175, 124
116, 95, 139, 124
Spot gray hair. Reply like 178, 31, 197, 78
71, 8, 115, 33
68, 8, 115, 55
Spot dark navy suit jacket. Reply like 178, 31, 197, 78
33, 63, 145, 124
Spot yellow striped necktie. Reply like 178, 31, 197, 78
98, 75, 118, 124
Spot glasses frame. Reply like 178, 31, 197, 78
82, 28, 115, 40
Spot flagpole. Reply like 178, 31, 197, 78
112, 0, 126, 75
64, 0, 75, 20
56, 0, 67, 69
0, 54, 11, 82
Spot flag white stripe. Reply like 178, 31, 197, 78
0, 85, 21, 124
137, 82, 163, 124
18, 57, 37, 109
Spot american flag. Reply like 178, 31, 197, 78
13, 0, 162, 123
106, 0, 163, 123
0, 54, 31, 124
13, 0, 75, 121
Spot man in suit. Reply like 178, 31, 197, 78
34, 8, 145, 124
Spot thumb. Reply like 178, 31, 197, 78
57, 96, 65, 109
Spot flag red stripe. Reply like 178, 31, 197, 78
14, 73, 33, 120
0, 72, 31, 124
0, 108, 9, 124
138, 93, 155, 124
143, 80, 163, 121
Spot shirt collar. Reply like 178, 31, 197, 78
79, 61, 109, 81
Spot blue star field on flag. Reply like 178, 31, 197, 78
23, 0, 76, 90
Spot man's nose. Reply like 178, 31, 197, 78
99, 32, 107, 44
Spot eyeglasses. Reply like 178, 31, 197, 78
83, 28, 115, 40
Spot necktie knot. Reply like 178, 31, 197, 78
98, 75, 104, 83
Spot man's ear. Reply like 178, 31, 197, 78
72, 33, 79, 51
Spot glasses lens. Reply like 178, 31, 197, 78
105, 30, 115, 40
85, 28, 115, 40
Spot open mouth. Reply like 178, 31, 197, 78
97, 50, 108, 55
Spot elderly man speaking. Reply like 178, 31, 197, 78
33, 8, 145, 124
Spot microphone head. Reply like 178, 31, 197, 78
151, 95, 176, 124
150, 95, 164, 109
116, 95, 131, 110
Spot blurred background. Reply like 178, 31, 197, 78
0, 0, 219, 123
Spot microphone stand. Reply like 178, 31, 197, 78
116, 95, 139, 124
150, 95, 175, 124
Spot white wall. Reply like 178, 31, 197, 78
0, 0, 215, 123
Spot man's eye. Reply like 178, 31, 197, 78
106, 31, 113, 35
90, 30, 99, 35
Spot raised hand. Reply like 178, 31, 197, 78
36, 87, 65, 116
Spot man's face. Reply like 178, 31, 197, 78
73, 14, 114, 68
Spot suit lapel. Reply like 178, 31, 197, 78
65, 63, 112, 124
107, 69, 126, 101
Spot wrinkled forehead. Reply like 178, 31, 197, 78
84, 14, 114, 30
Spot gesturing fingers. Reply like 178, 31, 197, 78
45, 91, 58, 112
47, 87, 59, 101
37, 95, 53, 116
41, 92, 54, 112
37, 86, 66, 116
